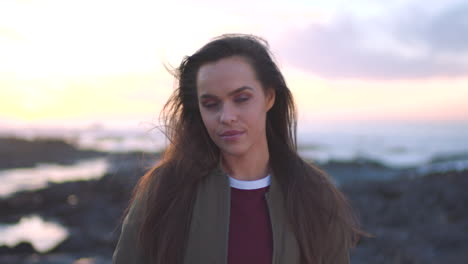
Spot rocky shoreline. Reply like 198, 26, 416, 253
345, 169, 468, 264
0, 137, 106, 170
0, 137, 467, 264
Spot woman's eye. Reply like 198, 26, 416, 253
235, 96, 250, 103
203, 102, 218, 108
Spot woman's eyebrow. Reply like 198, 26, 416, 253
200, 86, 253, 99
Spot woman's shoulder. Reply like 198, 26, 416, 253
112, 194, 148, 264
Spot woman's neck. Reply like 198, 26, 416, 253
221, 141, 270, 181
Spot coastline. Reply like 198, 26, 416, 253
0, 137, 466, 264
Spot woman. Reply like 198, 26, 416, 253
113, 34, 363, 264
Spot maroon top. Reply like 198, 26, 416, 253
228, 186, 273, 264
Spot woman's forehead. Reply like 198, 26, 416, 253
196, 56, 260, 96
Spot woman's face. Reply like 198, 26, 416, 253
196, 56, 275, 157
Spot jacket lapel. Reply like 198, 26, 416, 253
184, 165, 231, 264
266, 173, 300, 264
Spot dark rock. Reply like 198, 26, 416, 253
314, 158, 404, 185
344, 169, 468, 264
0, 137, 107, 170
0, 150, 156, 257
0, 242, 37, 255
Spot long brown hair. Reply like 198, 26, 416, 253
131, 34, 363, 264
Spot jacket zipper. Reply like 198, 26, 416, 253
265, 192, 276, 264
225, 177, 231, 264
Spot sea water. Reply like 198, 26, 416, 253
297, 121, 468, 168
2, 120, 467, 169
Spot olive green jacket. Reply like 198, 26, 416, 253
112, 164, 350, 264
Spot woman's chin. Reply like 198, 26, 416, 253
219, 146, 249, 157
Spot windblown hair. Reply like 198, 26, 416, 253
130, 34, 363, 264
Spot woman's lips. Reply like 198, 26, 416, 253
219, 130, 245, 140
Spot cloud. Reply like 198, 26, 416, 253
397, 3, 468, 53
277, 1, 468, 80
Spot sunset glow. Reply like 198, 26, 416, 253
1, 0, 467, 128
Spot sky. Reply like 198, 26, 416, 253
0, 0, 467, 130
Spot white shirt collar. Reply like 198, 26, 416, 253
228, 174, 271, 190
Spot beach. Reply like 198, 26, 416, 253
0, 128, 467, 264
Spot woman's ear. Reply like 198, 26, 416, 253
265, 88, 276, 112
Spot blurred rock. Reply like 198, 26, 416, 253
314, 158, 405, 185
0, 137, 106, 170
344, 169, 468, 264
0, 242, 36, 255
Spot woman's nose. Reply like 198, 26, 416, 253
220, 104, 237, 124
